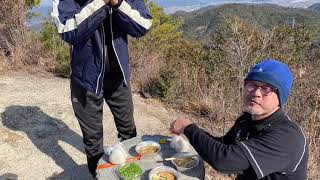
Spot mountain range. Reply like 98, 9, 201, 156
308, 2, 320, 11
173, 3, 320, 45
151, 0, 320, 13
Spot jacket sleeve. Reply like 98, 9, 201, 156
111, 0, 152, 37
184, 124, 250, 173
51, 0, 108, 44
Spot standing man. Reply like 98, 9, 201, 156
51, 0, 152, 177
170, 59, 308, 179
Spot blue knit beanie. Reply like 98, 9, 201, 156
244, 59, 293, 108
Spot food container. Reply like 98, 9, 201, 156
171, 152, 200, 173
148, 166, 179, 180
135, 141, 161, 156
116, 162, 143, 180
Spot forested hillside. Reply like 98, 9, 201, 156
308, 3, 320, 12
174, 3, 320, 45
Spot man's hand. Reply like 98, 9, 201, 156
109, 0, 120, 6
170, 118, 193, 135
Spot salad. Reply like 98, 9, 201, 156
118, 162, 142, 180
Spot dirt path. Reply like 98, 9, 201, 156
0, 72, 183, 180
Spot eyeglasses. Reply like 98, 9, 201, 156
244, 82, 277, 95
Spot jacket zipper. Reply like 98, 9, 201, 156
109, 8, 127, 85
96, 24, 106, 94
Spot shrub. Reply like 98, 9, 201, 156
41, 21, 70, 76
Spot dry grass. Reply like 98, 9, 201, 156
131, 50, 165, 95
304, 114, 320, 180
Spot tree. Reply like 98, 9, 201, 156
25, 0, 41, 10
25, 0, 42, 20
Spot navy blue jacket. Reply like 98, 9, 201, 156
51, 0, 152, 94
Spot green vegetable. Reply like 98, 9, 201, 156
118, 162, 142, 180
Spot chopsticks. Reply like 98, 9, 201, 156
164, 157, 176, 161
156, 154, 198, 163
155, 157, 176, 163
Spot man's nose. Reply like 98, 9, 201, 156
252, 87, 263, 96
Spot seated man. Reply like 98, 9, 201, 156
170, 59, 308, 180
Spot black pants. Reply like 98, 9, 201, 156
70, 73, 137, 176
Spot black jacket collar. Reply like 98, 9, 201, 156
242, 108, 285, 131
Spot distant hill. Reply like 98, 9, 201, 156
308, 3, 320, 12
174, 3, 320, 43
151, 0, 319, 13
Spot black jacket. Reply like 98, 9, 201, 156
184, 109, 308, 180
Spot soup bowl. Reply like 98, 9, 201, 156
135, 141, 161, 156
171, 152, 200, 173
148, 166, 179, 180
